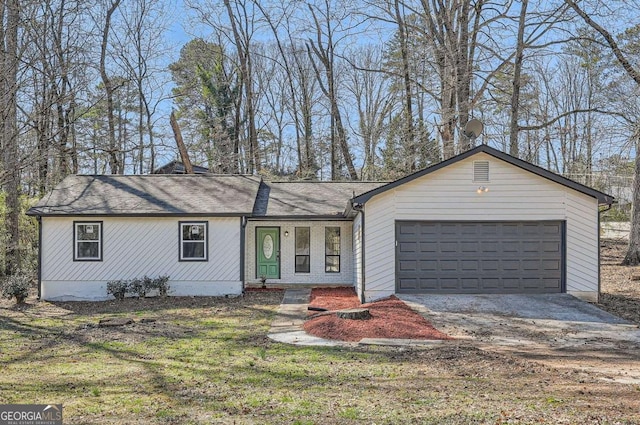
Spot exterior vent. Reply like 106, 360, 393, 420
473, 160, 489, 182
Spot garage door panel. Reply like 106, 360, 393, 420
480, 241, 499, 253
460, 260, 479, 271
440, 241, 458, 252
398, 277, 418, 289
542, 241, 561, 253
542, 278, 561, 289
461, 278, 479, 289
482, 278, 500, 289
396, 221, 564, 294
481, 260, 499, 271
502, 259, 520, 271
502, 241, 520, 252
399, 241, 417, 253
398, 260, 417, 272
542, 260, 561, 271
440, 278, 459, 289
460, 241, 479, 252
440, 260, 458, 271
419, 278, 438, 290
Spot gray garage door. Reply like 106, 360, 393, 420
396, 221, 564, 294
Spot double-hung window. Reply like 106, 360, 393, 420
325, 227, 340, 273
180, 221, 208, 261
295, 227, 310, 273
74, 221, 103, 261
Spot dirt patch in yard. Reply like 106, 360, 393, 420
598, 239, 640, 324
304, 287, 452, 341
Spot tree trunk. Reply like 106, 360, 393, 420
100, 0, 122, 174
306, 3, 357, 180
393, 0, 415, 169
2, 0, 20, 275
509, 0, 528, 157
623, 129, 640, 265
223, 0, 260, 174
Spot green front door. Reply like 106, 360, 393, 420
256, 227, 280, 279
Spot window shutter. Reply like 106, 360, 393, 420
473, 160, 489, 182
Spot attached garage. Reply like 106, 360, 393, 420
352, 145, 614, 303
395, 221, 564, 294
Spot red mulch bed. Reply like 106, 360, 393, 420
304, 287, 452, 342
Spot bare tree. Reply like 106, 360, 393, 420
306, 0, 358, 180
565, 0, 640, 265
98, 0, 122, 174
222, 0, 260, 173
346, 46, 396, 179
1, 0, 20, 274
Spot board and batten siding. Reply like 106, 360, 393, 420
245, 220, 354, 285
363, 152, 599, 302
41, 216, 242, 300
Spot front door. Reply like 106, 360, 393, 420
256, 227, 280, 279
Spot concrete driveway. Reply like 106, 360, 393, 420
398, 293, 640, 383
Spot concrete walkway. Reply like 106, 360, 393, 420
267, 289, 446, 348
267, 288, 348, 347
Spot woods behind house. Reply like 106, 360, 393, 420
1, 0, 639, 275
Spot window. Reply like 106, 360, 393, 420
180, 221, 208, 261
74, 221, 102, 261
295, 227, 310, 273
325, 227, 340, 273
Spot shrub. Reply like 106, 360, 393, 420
106, 280, 128, 300
129, 278, 146, 298
154, 275, 170, 297
143, 275, 170, 297
1, 274, 31, 304
106, 275, 170, 300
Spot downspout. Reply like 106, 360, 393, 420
37, 216, 42, 300
597, 202, 614, 302
240, 216, 247, 293
352, 202, 366, 303
361, 208, 366, 304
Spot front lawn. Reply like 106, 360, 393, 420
1, 291, 638, 424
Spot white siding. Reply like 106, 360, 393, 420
363, 152, 600, 301
353, 213, 363, 299
245, 220, 353, 285
41, 216, 242, 300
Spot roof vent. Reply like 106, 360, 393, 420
473, 161, 489, 182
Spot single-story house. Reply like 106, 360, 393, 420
27, 145, 614, 302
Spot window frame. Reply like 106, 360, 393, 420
179, 221, 209, 262
325, 226, 341, 273
294, 227, 310, 273
73, 221, 103, 262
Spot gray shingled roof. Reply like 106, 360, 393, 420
27, 175, 262, 216
259, 181, 387, 217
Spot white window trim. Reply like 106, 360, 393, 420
73, 221, 103, 261
179, 221, 208, 261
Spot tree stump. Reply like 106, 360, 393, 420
336, 308, 371, 320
